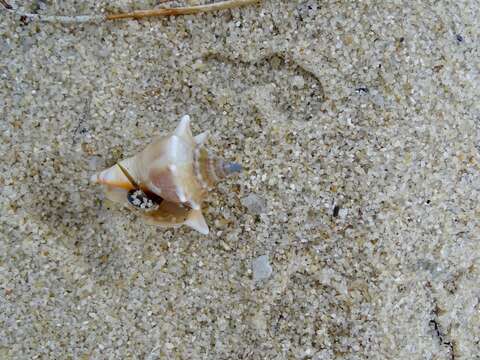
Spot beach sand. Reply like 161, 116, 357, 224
1, 1, 479, 358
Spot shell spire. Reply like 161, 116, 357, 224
193, 146, 242, 191
224, 162, 242, 174
90, 115, 242, 234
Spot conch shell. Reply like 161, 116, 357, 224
90, 115, 241, 234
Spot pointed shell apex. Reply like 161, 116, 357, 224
194, 131, 209, 145
185, 210, 209, 235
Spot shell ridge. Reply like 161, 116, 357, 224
193, 146, 209, 190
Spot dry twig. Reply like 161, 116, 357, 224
1, 0, 261, 24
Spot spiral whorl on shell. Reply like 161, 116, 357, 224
90, 115, 241, 234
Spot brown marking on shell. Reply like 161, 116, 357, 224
91, 164, 136, 191
148, 166, 179, 201
139, 201, 208, 234
139, 200, 191, 225
195, 146, 219, 189
148, 159, 207, 209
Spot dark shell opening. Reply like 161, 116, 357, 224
127, 189, 161, 210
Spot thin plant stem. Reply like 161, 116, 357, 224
1, 0, 261, 24
106, 0, 261, 21
0, 0, 12, 9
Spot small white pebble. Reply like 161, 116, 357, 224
241, 194, 267, 214
252, 255, 272, 282
338, 208, 348, 219
291, 75, 305, 89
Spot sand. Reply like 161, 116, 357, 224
1, 0, 479, 358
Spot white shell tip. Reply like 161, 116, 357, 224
194, 131, 209, 145
175, 115, 191, 137
185, 210, 209, 235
